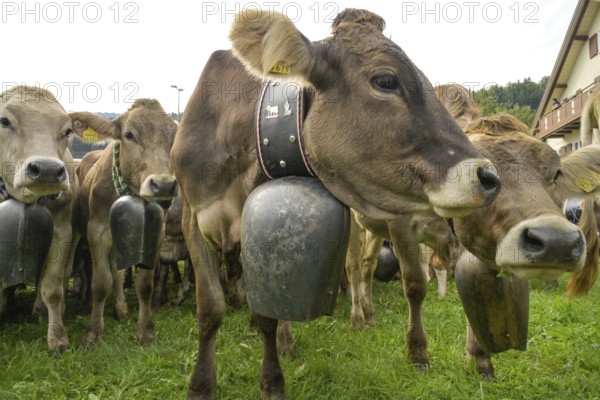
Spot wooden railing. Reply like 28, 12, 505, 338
538, 81, 598, 139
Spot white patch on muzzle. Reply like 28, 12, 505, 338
427, 158, 498, 218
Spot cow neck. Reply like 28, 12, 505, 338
111, 141, 134, 197
0, 176, 61, 203
111, 141, 173, 210
255, 80, 315, 179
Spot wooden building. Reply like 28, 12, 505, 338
532, 0, 600, 154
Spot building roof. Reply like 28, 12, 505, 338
532, 0, 600, 137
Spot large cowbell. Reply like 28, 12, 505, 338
455, 251, 529, 354
109, 195, 164, 270
0, 199, 54, 289
241, 177, 350, 321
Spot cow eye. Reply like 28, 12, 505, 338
0, 117, 10, 128
64, 128, 73, 138
372, 75, 402, 96
124, 131, 137, 142
553, 168, 562, 182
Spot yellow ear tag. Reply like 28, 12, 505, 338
269, 61, 291, 75
575, 171, 600, 193
82, 127, 99, 142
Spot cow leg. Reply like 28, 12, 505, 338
466, 323, 495, 378
152, 263, 169, 311
252, 314, 286, 400
389, 224, 429, 370
112, 268, 128, 320
32, 286, 46, 318
276, 320, 295, 358
186, 217, 225, 400
82, 222, 112, 348
135, 267, 155, 345
173, 257, 193, 306
359, 231, 384, 327
41, 223, 72, 353
346, 215, 366, 330
171, 262, 182, 284
429, 251, 449, 298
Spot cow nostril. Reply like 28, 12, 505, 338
476, 166, 501, 195
149, 179, 159, 194
56, 166, 66, 181
521, 228, 545, 253
27, 162, 41, 178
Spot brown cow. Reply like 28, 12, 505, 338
454, 114, 600, 377
172, 9, 502, 399
70, 99, 178, 347
152, 194, 190, 310
0, 85, 79, 353
345, 84, 599, 378
345, 83, 480, 335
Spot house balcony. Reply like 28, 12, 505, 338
538, 81, 598, 139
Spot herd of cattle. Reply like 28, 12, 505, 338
2, 8, 600, 400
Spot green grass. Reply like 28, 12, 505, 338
1, 274, 600, 400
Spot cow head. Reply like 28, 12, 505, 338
70, 99, 178, 202
229, 9, 500, 219
0, 86, 72, 203
453, 114, 600, 282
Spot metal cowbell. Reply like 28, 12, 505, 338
109, 195, 164, 270
455, 250, 529, 354
241, 177, 350, 322
374, 244, 400, 282
0, 199, 54, 289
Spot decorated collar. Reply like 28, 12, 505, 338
111, 141, 133, 197
255, 80, 315, 179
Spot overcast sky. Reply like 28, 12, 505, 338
3, 0, 576, 114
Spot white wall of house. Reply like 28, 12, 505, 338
563, 12, 600, 100
547, 130, 583, 152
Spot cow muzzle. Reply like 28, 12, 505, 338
13, 156, 69, 195
496, 215, 585, 280
139, 174, 178, 200
427, 158, 500, 218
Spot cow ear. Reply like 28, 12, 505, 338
69, 112, 118, 142
555, 145, 600, 199
229, 10, 314, 84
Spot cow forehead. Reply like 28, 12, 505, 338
121, 107, 175, 138
471, 133, 560, 178
1, 97, 71, 132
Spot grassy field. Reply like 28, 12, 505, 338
1, 272, 600, 400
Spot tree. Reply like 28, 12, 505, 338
472, 76, 548, 127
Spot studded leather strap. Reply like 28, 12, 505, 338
255, 81, 315, 179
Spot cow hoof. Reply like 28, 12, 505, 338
261, 392, 286, 400
48, 340, 71, 354
114, 303, 128, 321
413, 363, 430, 373
350, 312, 366, 331
138, 320, 155, 345
365, 316, 377, 327
186, 391, 213, 400
81, 326, 102, 349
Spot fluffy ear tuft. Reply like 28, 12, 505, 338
229, 10, 314, 81
69, 112, 118, 142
